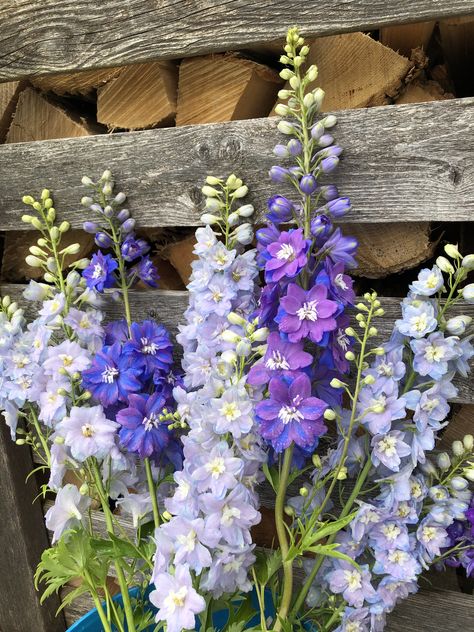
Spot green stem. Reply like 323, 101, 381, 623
145, 457, 160, 529
322, 603, 345, 631
292, 456, 373, 616
28, 406, 51, 466
272, 445, 294, 632
84, 571, 114, 632
104, 585, 126, 632
91, 461, 137, 632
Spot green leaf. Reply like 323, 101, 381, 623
263, 462, 278, 491
304, 511, 358, 547
307, 543, 361, 570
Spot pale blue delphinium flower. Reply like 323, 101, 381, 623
326, 562, 376, 608
358, 381, 406, 436
192, 441, 243, 498
409, 265, 444, 296
45, 483, 91, 543
371, 430, 411, 472
200, 549, 255, 598
373, 548, 421, 581
395, 300, 437, 339
410, 332, 461, 380
43, 339, 91, 377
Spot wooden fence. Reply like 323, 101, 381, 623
0, 1, 473, 631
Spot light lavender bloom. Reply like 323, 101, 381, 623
416, 519, 449, 559
38, 292, 66, 322
193, 225, 218, 256
43, 340, 91, 376
334, 607, 370, 632
23, 279, 52, 302
365, 346, 406, 387
115, 491, 152, 528
45, 483, 91, 543
38, 385, 67, 426
195, 275, 236, 317
351, 503, 385, 542
192, 441, 243, 498
371, 430, 411, 472
162, 517, 219, 573
410, 332, 461, 380
327, 562, 376, 608
150, 564, 206, 632
165, 470, 199, 518
54, 405, 119, 462
375, 577, 418, 611
409, 265, 444, 296
453, 336, 474, 377
369, 521, 409, 551
412, 387, 450, 431
210, 386, 254, 438
48, 442, 72, 491
200, 549, 255, 598
64, 307, 104, 351
373, 548, 421, 581
202, 241, 236, 271
358, 381, 406, 435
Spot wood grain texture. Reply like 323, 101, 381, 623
176, 54, 281, 125
1, 98, 474, 228
3, 284, 473, 402
1, 1, 474, 81
0, 425, 65, 632
0, 80, 24, 141
32, 66, 122, 95
6, 87, 97, 143
380, 21, 436, 56
97, 61, 178, 129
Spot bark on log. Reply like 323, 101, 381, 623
97, 61, 178, 129
177, 54, 282, 126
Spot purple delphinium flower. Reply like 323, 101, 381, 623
130, 255, 160, 287
327, 562, 376, 608
54, 405, 119, 462
409, 265, 444, 296
317, 228, 358, 268
116, 392, 171, 459
326, 261, 356, 305
255, 373, 327, 452
410, 332, 461, 380
277, 283, 339, 343
82, 342, 143, 406
121, 233, 150, 262
266, 195, 294, 224
45, 483, 92, 543
104, 319, 129, 344
83, 251, 118, 292
150, 564, 206, 632
264, 228, 310, 282
247, 331, 313, 386
371, 430, 411, 472
124, 320, 173, 378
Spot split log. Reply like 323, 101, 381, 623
439, 16, 474, 96
349, 223, 437, 279
380, 21, 436, 55
32, 67, 122, 95
6, 87, 98, 143
439, 405, 474, 449
176, 54, 282, 126
97, 61, 178, 130
396, 80, 453, 104
300, 32, 414, 111
0, 80, 24, 142
160, 235, 196, 285
1, 230, 94, 282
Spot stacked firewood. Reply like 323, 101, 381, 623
0, 19, 473, 437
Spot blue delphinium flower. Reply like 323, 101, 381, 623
124, 320, 173, 378
82, 342, 142, 406
116, 392, 171, 459
130, 255, 160, 287
409, 265, 444, 296
83, 251, 118, 292
410, 331, 461, 380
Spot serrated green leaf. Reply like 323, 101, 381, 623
307, 543, 361, 570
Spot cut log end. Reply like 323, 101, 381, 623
97, 61, 179, 130
31, 66, 123, 95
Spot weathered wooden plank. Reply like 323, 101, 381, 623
1, 1, 474, 81
1, 99, 474, 228
2, 284, 473, 403
0, 424, 65, 632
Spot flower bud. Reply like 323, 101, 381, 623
311, 121, 325, 140
237, 204, 254, 217
363, 374, 376, 385
25, 255, 43, 268
446, 315, 472, 335
83, 221, 99, 234
345, 351, 356, 361
303, 93, 314, 108
114, 192, 126, 204
267, 195, 294, 223
103, 205, 114, 218
269, 166, 291, 183
22, 195, 35, 205
66, 270, 81, 287
228, 312, 247, 326
74, 258, 91, 270
31, 217, 44, 231
330, 378, 345, 389
29, 246, 44, 257
312, 454, 322, 468
461, 254, 474, 270
95, 232, 113, 248
232, 185, 248, 199
320, 156, 339, 174
81, 176, 94, 186
306, 64, 318, 82
450, 476, 468, 491
436, 256, 454, 274
299, 174, 318, 195
336, 467, 348, 481
220, 350, 237, 365
43, 272, 56, 283
2, 296, 10, 308
277, 120, 295, 135
368, 327, 378, 337
234, 223, 253, 245
437, 452, 451, 470
324, 409, 336, 421
236, 338, 252, 356
299, 486, 309, 497
221, 330, 240, 344
79, 483, 89, 495
202, 185, 220, 197
81, 196, 93, 207
310, 214, 332, 238
284, 505, 295, 517
279, 68, 293, 80
278, 89, 292, 99
312, 87, 325, 109
162, 511, 172, 521
452, 440, 465, 456
227, 211, 239, 226
345, 327, 356, 337
373, 347, 385, 355
121, 218, 135, 233
200, 213, 220, 225
322, 114, 337, 128
462, 283, 474, 303
15, 439, 26, 446
274, 103, 290, 117
252, 327, 269, 342
463, 434, 474, 451
289, 75, 300, 90
444, 243, 461, 259
464, 468, 474, 482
